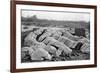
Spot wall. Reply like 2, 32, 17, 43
0, 0, 100, 73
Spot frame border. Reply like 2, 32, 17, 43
10, 1, 97, 72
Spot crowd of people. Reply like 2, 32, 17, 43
21, 27, 90, 62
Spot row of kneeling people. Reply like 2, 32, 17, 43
22, 28, 90, 61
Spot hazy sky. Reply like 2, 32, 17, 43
22, 10, 90, 22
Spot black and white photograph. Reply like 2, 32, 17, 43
10, 1, 97, 72
21, 10, 90, 63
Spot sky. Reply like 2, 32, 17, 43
22, 10, 90, 22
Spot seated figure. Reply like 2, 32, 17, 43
24, 32, 38, 46
30, 47, 52, 61
42, 37, 72, 55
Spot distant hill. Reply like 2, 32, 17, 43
21, 15, 89, 29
